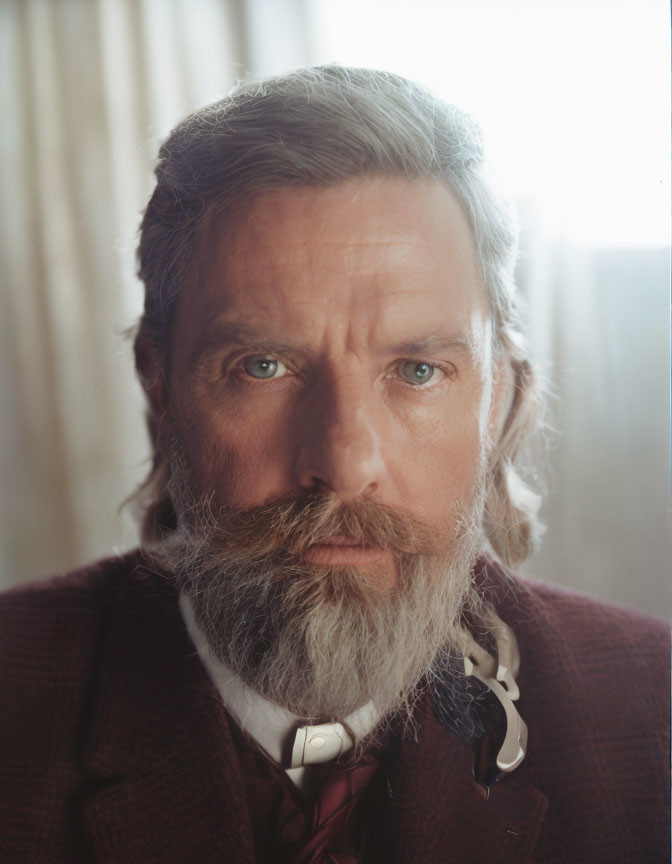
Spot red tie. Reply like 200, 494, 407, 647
280, 752, 381, 863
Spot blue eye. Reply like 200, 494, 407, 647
242, 356, 288, 379
401, 361, 435, 385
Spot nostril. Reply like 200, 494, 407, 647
307, 477, 331, 494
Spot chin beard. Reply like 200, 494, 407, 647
146, 445, 490, 733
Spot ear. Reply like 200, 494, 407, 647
134, 335, 168, 423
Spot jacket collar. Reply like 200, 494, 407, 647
82, 554, 548, 864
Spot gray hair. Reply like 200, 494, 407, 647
134, 65, 543, 566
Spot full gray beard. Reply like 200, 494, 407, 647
147, 447, 488, 733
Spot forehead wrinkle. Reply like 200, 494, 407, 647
223, 246, 427, 286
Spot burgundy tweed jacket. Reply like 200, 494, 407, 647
0, 551, 668, 863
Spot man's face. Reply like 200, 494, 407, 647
166, 176, 499, 587
150, 176, 505, 721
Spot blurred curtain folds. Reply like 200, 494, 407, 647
516, 231, 670, 616
0, 0, 248, 581
0, 0, 669, 618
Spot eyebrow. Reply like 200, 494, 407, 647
192, 320, 474, 368
390, 335, 473, 356
191, 322, 303, 369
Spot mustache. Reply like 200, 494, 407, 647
180, 489, 459, 561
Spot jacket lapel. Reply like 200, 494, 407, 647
380, 596, 550, 864
384, 699, 548, 863
81, 566, 255, 864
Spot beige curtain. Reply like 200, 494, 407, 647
517, 225, 671, 617
0, 0, 253, 585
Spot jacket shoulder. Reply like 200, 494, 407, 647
509, 571, 669, 661
0, 550, 143, 608
492, 567, 670, 723
0, 552, 147, 861
0, 549, 146, 717
0, 550, 150, 727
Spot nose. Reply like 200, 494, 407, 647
294, 370, 385, 500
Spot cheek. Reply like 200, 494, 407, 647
387, 398, 486, 520
174, 396, 296, 507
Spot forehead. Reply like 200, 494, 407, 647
175, 177, 488, 360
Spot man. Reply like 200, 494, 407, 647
0, 66, 668, 863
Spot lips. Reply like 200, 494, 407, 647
301, 535, 386, 566
312, 534, 362, 546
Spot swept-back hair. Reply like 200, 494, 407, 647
134, 65, 543, 566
